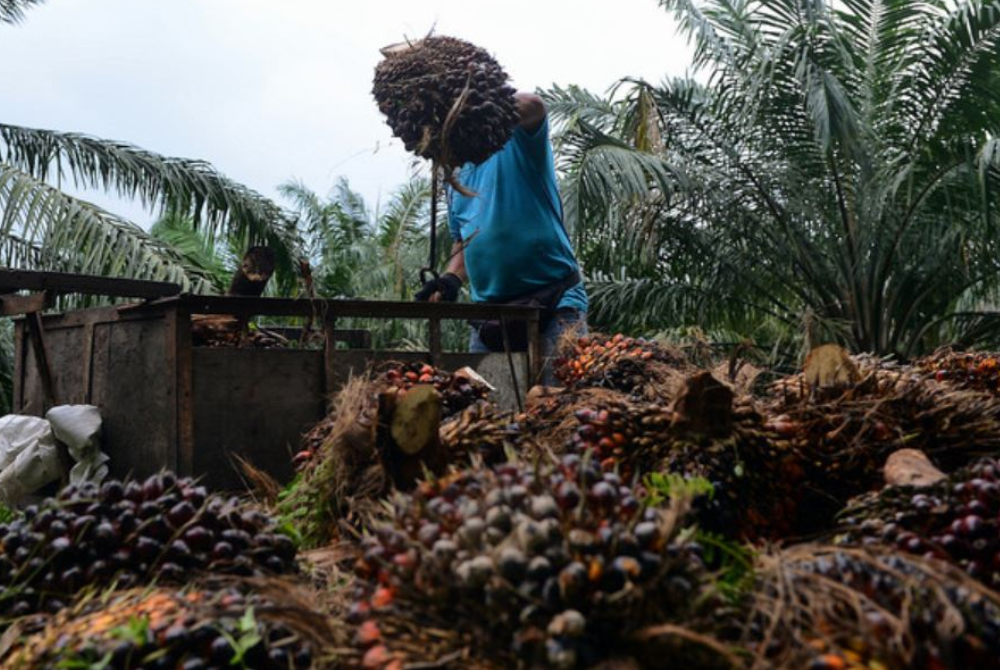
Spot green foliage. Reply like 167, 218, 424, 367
546, 0, 1000, 358
0, 0, 44, 25
215, 607, 262, 667
279, 175, 467, 351
643, 472, 715, 507
695, 531, 756, 604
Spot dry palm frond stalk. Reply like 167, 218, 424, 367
280, 363, 494, 548
373, 36, 518, 173
743, 544, 1000, 669
836, 455, 1000, 588
554, 333, 693, 402
2, 578, 340, 669
345, 458, 737, 670
764, 355, 1000, 529
0, 472, 297, 625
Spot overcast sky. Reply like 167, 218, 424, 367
1, 0, 693, 226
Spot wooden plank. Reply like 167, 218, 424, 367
0, 270, 181, 299
81, 322, 95, 404
323, 314, 337, 406
428, 318, 442, 367
174, 306, 195, 477
99, 317, 173, 481
26, 312, 58, 407
0, 269, 181, 299
177, 295, 541, 322
0, 292, 49, 316
192, 349, 326, 490
13, 321, 25, 412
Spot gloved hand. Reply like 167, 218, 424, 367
415, 272, 463, 302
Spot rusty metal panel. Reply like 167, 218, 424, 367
191, 349, 325, 490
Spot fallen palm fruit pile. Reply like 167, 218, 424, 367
744, 545, 1000, 669
838, 455, 1000, 586
3, 581, 331, 669
917, 349, 1000, 395
372, 35, 518, 171
0, 472, 296, 620
764, 357, 1000, 527
14, 339, 1000, 668
554, 334, 691, 401
346, 457, 734, 669
281, 362, 496, 549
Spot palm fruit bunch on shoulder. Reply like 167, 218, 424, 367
918, 349, 1000, 395
838, 456, 1000, 587
5, 586, 319, 669
554, 334, 691, 401
379, 362, 490, 418
0, 472, 297, 621
348, 456, 730, 669
373, 36, 518, 169
440, 401, 522, 466
744, 545, 1000, 669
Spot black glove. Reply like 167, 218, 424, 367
415, 272, 462, 302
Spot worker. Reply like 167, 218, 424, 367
415, 91, 588, 385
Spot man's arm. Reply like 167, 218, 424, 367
428, 242, 467, 303
515, 92, 546, 133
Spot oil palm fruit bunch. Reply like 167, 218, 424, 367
372, 36, 518, 169
554, 334, 689, 401
838, 456, 1000, 586
745, 545, 1000, 669
381, 362, 490, 418
764, 365, 1000, 523
5, 586, 317, 669
440, 402, 521, 466
568, 400, 670, 479
349, 456, 726, 669
664, 396, 805, 541
918, 350, 1000, 394
0, 472, 297, 620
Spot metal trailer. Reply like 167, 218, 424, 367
4, 271, 543, 490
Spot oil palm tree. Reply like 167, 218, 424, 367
279, 175, 460, 349
548, 0, 1000, 358
0, 2, 302, 292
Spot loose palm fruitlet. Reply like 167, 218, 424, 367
0, 472, 297, 621
745, 545, 1000, 669
381, 362, 489, 418
373, 36, 518, 169
349, 457, 727, 669
554, 334, 690, 401
4, 586, 316, 669
839, 456, 1000, 587
918, 350, 1000, 395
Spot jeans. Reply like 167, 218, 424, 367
469, 309, 588, 387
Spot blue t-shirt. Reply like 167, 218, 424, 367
447, 117, 588, 313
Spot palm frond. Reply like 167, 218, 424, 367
0, 0, 43, 24
0, 162, 213, 292
0, 124, 303, 261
